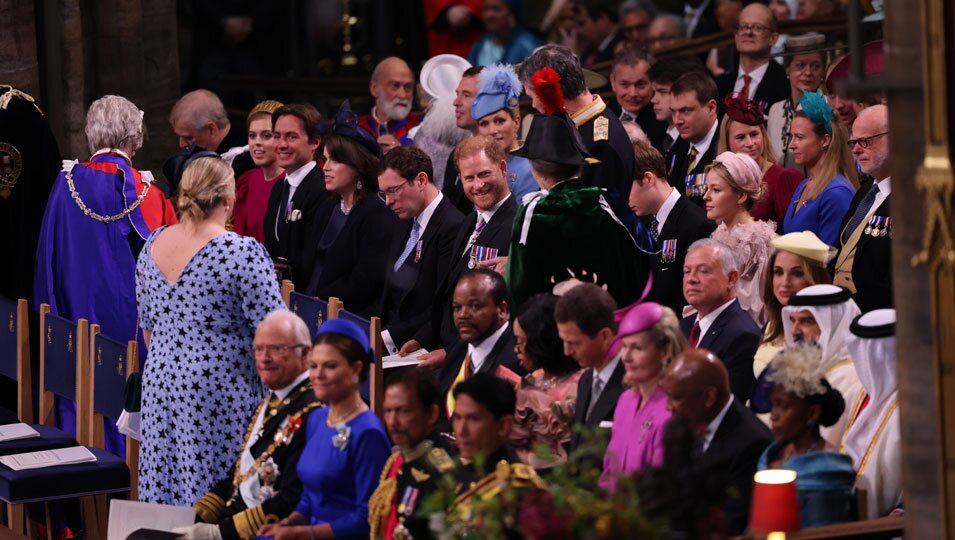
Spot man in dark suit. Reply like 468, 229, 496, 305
646, 54, 707, 158
442, 66, 484, 215
180, 311, 323, 540
579, 0, 623, 68
378, 146, 465, 354
518, 45, 635, 200
437, 270, 520, 433
667, 71, 721, 207
554, 283, 625, 453
715, 4, 790, 113
629, 140, 716, 316
680, 239, 762, 400
401, 135, 517, 360
263, 104, 328, 283
607, 48, 669, 150
833, 104, 893, 312
662, 348, 772, 535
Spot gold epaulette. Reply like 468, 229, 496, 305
368, 451, 401, 539
426, 446, 456, 473
194, 492, 226, 523
232, 506, 279, 540
454, 461, 547, 507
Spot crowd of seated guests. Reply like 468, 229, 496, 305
21, 3, 904, 536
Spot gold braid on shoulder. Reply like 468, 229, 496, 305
368, 452, 401, 539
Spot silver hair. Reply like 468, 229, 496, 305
85, 95, 145, 154
619, 0, 657, 19
654, 13, 687, 37
687, 238, 740, 275
259, 309, 312, 347
169, 89, 229, 131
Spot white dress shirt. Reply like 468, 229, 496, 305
655, 187, 682, 230
467, 321, 510, 373
239, 370, 310, 507
694, 297, 737, 340
284, 161, 317, 205
702, 395, 734, 453
870, 177, 891, 216
691, 119, 720, 158
732, 61, 770, 98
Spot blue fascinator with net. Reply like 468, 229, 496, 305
317, 99, 382, 158
471, 63, 522, 121
799, 90, 833, 134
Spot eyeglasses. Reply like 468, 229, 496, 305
377, 180, 412, 202
253, 344, 306, 357
847, 132, 888, 149
734, 23, 772, 35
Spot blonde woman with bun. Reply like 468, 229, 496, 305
135, 156, 284, 505
703, 151, 776, 325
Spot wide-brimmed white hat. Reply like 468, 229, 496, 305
419, 54, 472, 101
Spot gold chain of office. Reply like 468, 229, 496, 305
66, 166, 149, 224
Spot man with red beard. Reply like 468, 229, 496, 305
359, 57, 422, 152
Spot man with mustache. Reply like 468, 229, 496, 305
359, 57, 421, 153
781, 284, 863, 446
369, 370, 455, 540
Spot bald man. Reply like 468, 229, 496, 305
358, 57, 421, 152
833, 104, 893, 312
715, 3, 790, 111
662, 349, 771, 535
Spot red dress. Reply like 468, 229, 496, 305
234, 167, 284, 243
423, 0, 484, 57
752, 163, 804, 225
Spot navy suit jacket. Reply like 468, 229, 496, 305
680, 300, 761, 401
302, 196, 399, 316
263, 165, 328, 281
693, 399, 773, 535
606, 98, 670, 152
666, 121, 720, 207
569, 359, 626, 453
647, 196, 716, 316
577, 104, 636, 198
413, 194, 518, 349
379, 196, 465, 348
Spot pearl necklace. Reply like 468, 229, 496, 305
340, 199, 352, 215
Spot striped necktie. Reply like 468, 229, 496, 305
686, 147, 699, 176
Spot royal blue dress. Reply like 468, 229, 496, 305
294, 408, 391, 539
135, 229, 284, 505
758, 441, 857, 527
782, 174, 855, 246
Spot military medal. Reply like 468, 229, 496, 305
881, 217, 890, 237
870, 216, 883, 237
332, 425, 351, 449
661, 239, 677, 264
414, 240, 423, 263
685, 174, 706, 198
468, 245, 499, 269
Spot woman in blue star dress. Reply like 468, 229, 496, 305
136, 156, 284, 505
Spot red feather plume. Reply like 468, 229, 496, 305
531, 67, 565, 115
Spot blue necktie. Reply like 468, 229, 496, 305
649, 216, 660, 246
842, 183, 879, 244
393, 220, 421, 271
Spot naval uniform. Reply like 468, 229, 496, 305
194, 377, 323, 540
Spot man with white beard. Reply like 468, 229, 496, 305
358, 57, 421, 153
781, 284, 863, 447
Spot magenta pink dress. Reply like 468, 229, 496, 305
599, 386, 671, 491
234, 167, 284, 243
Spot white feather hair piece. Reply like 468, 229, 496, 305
767, 343, 828, 398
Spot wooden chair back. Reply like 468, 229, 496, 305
337, 308, 384, 415
38, 304, 88, 442
281, 279, 294, 307
87, 325, 140, 501
0, 297, 33, 423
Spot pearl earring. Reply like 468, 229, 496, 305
356, 180, 364, 191
352, 375, 359, 384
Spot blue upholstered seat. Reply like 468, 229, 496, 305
0, 447, 129, 503
0, 425, 77, 456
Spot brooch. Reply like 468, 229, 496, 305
332, 425, 352, 450
258, 458, 280, 501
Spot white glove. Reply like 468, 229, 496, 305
172, 523, 223, 540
